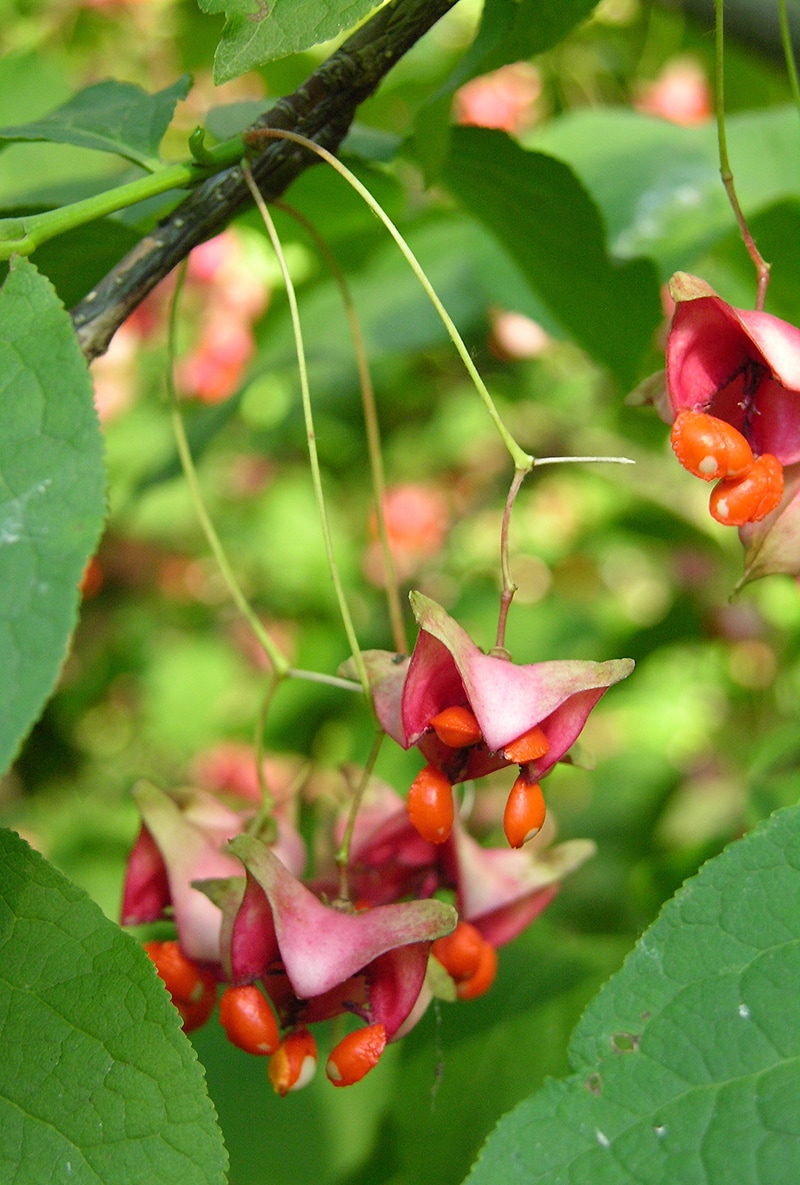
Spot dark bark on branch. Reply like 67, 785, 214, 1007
71, 0, 457, 361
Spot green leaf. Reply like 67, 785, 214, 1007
0, 209, 142, 308
0, 828, 228, 1185
0, 76, 192, 170
0, 258, 106, 774
465, 805, 800, 1185
411, 0, 599, 183
530, 106, 800, 277
204, 0, 382, 84
450, 0, 599, 88
442, 126, 661, 387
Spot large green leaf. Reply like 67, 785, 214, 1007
442, 126, 661, 387
0, 257, 106, 773
449, 0, 599, 89
202, 0, 383, 84
465, 804, 800, 1185
411, 0, 600, 184
0, 828, 228, 1185
0, 77, 192, 170
530, 106, 800, 277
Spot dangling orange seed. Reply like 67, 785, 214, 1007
326, 1023, 387, 1087
709, 453, 784, 525
502, 724, 550, 765
144, 939, 216, 1005
219, 984, 280, 1055
431, 920, 484, 983
503, 777, 546, 848
268, 1027, 318, 1096
456, 940, 498, 1001
670, 409, 754, 481
175, 991, 218, 1033
407, 765, 454, 844
429, 706, 483, 748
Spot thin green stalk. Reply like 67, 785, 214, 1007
335, 730, 385, 901
715, 0, 770, 309
778, 0, 800, 117
0, 135, 244, 261
495, 467, 527, 652
243, 677, 280, 844
534, 455, 634, 467
254, 676, 278, 812
276, 201, 408, 654
244, 128, 532, 473
165, 263, 290, 679
241, 160, 373, 705
494, 455, 634, 649
288, 667, 363, 692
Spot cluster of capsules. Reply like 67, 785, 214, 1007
143, 921, 497, 1094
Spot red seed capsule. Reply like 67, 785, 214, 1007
709, 453, 784, 525
502, 724, 550, 765
219, 984, 280, 1055
503, 777, 546, 848
326, 1023, 387, 1087
407, 765, 454, 844
144, 939, 215, 1005
670, 409, 754, 481
268, 1027, 318, 1096
456, 941, 498, 1001
175, 992, 218, 1034
429, 705, 483, 748
431, 920, 485, 983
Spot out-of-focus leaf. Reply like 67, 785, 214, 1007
33, 221, 142, 308
465, 805, 800, 1185
530, 106, 800, 276
0, 210, 141, 308
0, 77, 192, 169
443, 126, 661, 387
203, 0, 383, 83
133, 396, 243, 499
0, 827, 228, 1185
449, 0, 599, 89
253, 212, 560, 414
0, 258, 106, 774
412, 0, 599, 182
